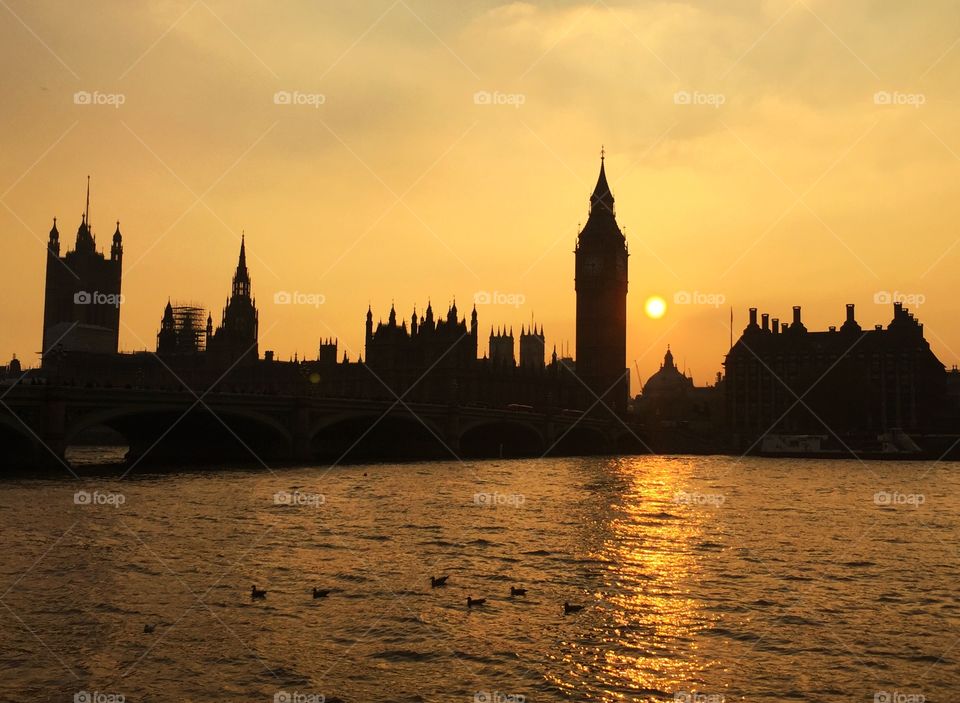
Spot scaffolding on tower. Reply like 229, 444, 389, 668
170, 303, 208, 353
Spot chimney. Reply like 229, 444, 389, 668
772, 318, 780, 334
793, 306, 802, 325
846, 303, 855, 323
761, 313, 769, 331
749, 307, 758, 327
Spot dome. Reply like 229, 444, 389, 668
644, 346, 693, 397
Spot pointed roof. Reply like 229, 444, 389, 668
75, 212, 95, 253
590, 149, 614, 215
579, 150, 624, 244
234, 233, 250, 283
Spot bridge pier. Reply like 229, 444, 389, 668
443, 408, 461, 454
292, 400, 313, 461
39, 392, 68, 470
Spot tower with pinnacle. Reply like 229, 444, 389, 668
207, 235, 259, 364
41, 178, 123, 358
574, 150, 629, 412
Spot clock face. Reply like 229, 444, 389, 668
583, 257, 601, 275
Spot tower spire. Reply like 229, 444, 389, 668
232, 232, 251, 297
85, 175, 90, 226
590, 149, 614, 215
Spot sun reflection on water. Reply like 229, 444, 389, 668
547, 456, 723, 701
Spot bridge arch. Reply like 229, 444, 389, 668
309, 412, 452, 463
0, 413, 40, 468
65, 404, 294, 466
547, 424, 612, 456
458, 419, 545, 458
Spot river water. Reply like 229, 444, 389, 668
0, 455, 957, 702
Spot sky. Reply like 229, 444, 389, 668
2, 0, 960, 388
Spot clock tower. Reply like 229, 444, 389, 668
575, 151, 628, 412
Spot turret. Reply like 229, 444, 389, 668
111, 221, 123, 262
48, 217, 60, 255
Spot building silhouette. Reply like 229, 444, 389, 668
157, 302, 208, 355
636, 346, 725, 451
42, 179, 123, 356
206, 235, 259, 365
575, 152, 629, 412
725, 303, 947, 449
365, 300, 477, 372
519, 325, 545, 370
489, 327, 514, 366
30, 163, 960, 459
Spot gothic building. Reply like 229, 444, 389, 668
206, 236, 259, 364
489, 327, 514, 366
575, 154, 629, 412
157, 302, 208, 355
519, 325, 545, 370
725, 303, 947, 448
42, 180, 123, 357
365, 301, 478, 371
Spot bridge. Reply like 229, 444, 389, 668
0, 384, 644, 471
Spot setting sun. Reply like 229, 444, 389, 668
645, 296, 667, 320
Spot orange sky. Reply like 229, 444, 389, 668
2, 1, 960, 388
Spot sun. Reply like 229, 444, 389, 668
645, 296, 667, 319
